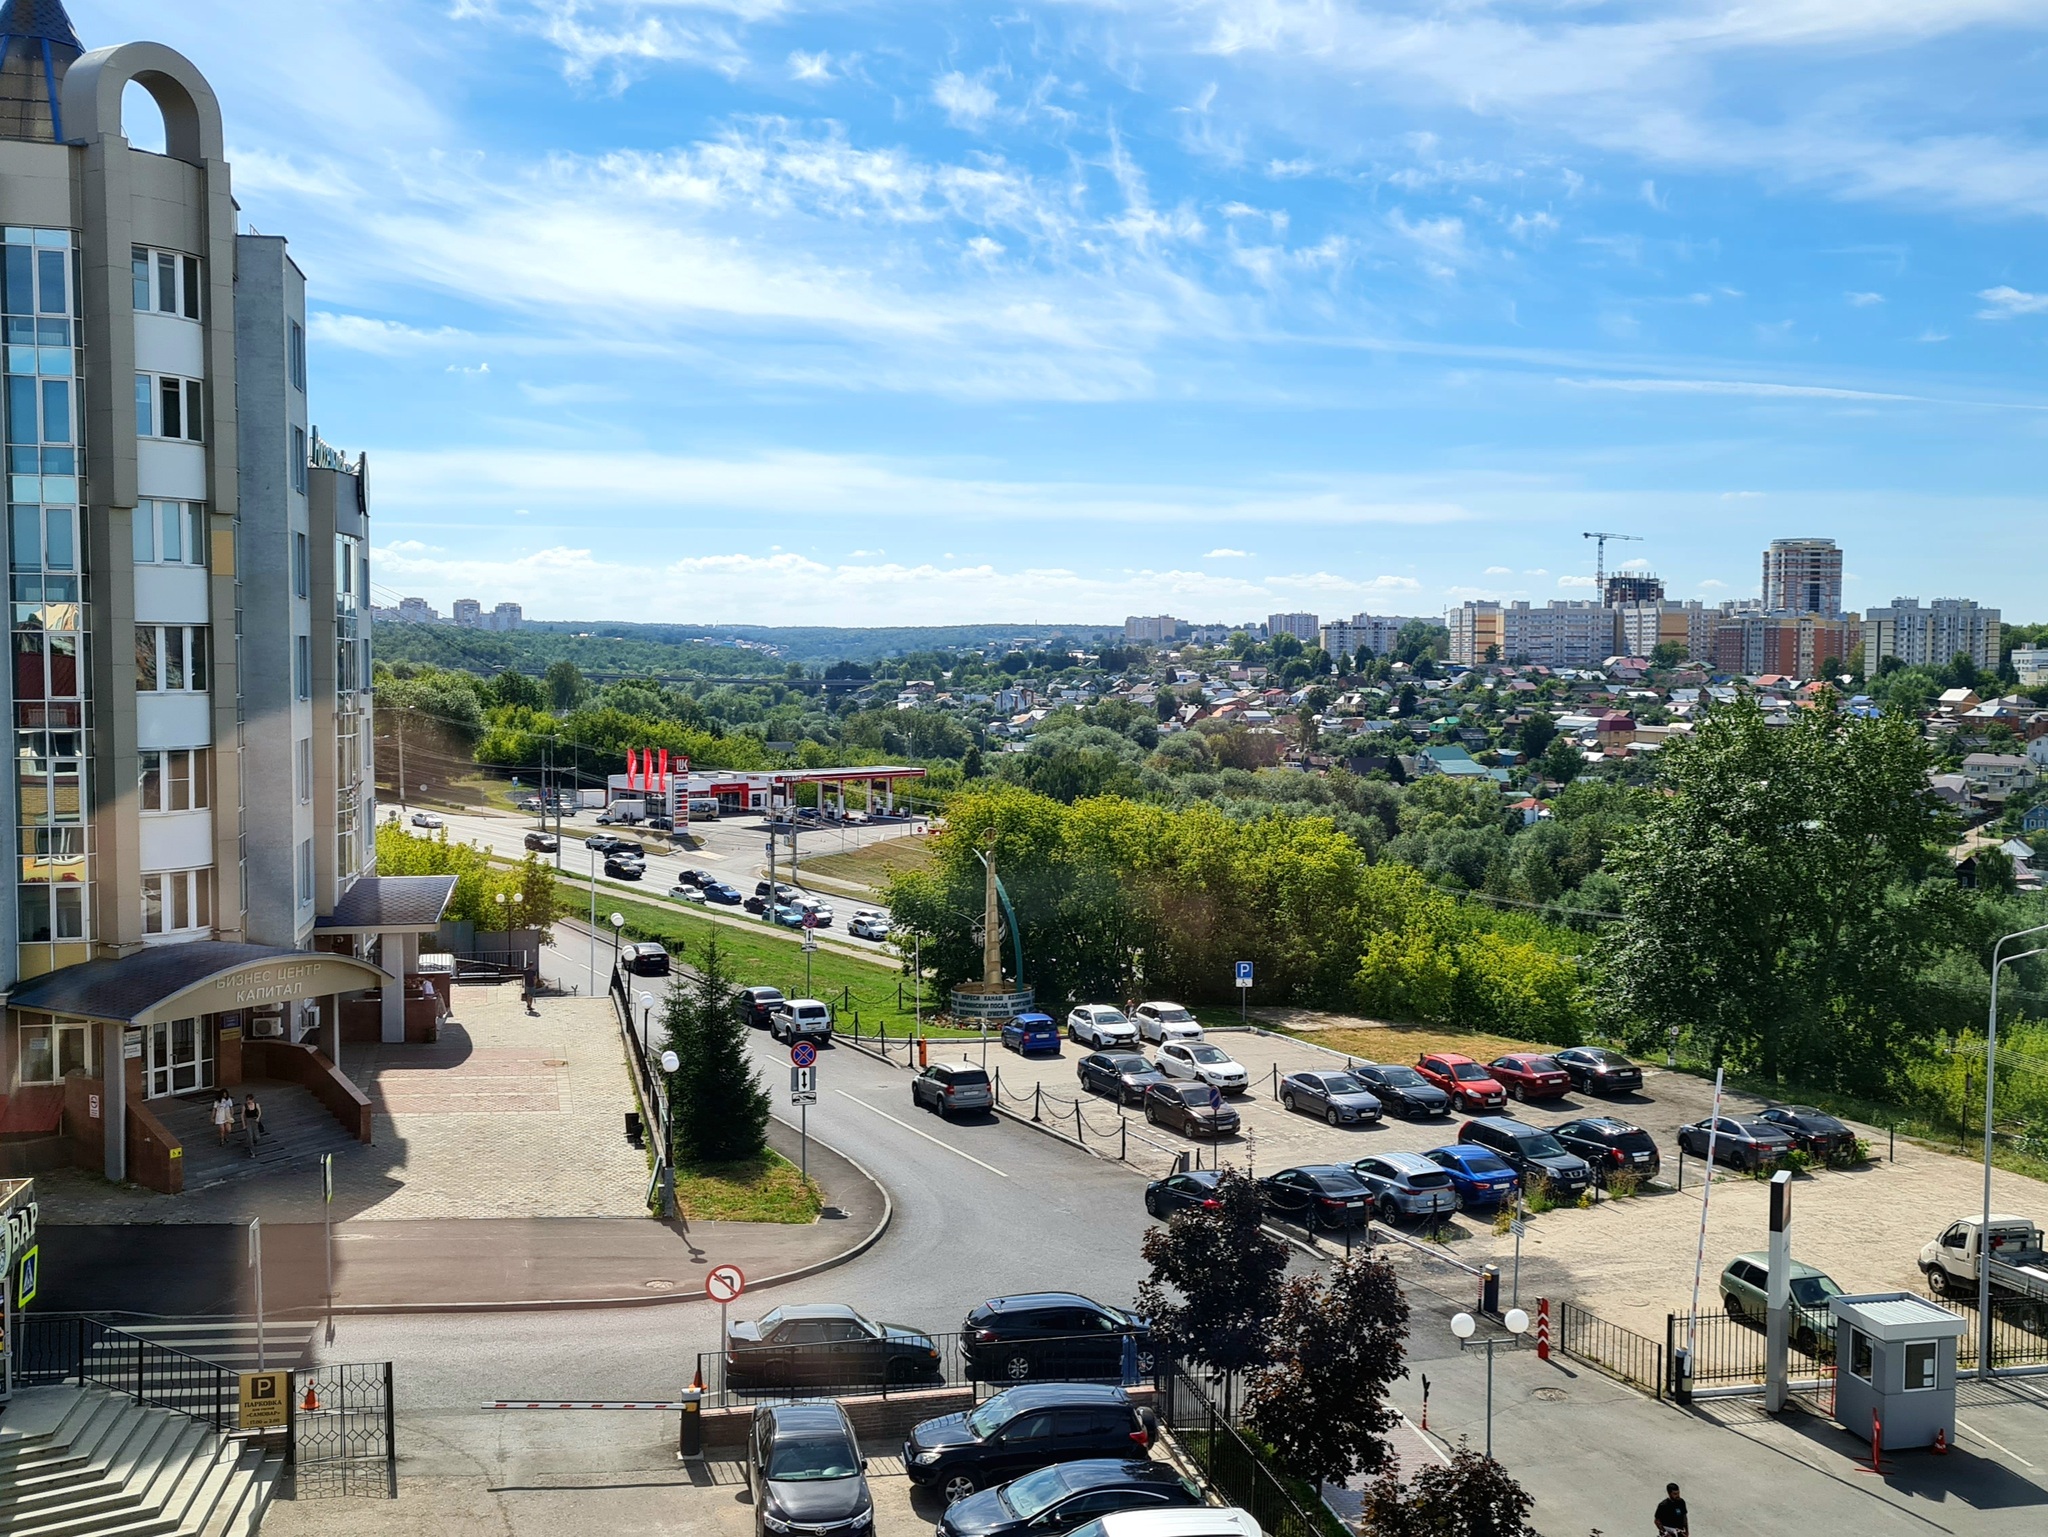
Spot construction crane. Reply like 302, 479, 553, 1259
1582, 531, 1643, 596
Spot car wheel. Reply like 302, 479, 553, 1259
942, 1473, 977, 1505
1281, 1093, 1295, 1113
1146, 1104, 1160, 1125
1004, 1353, 1032, 1381
1134, 1348, 1155, 1375
886, 1355, 920, 1385
1145, 1190, 1162, 1218
1796, 1325, 1818, 1356
1724, 1293, 1744, 1321
1378, 1197, 1400, 1225
1327, 1109, 1341, 1127
1926, 1266, 1953, 1297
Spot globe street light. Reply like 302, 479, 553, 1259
658, 1047, 681, 1220
1979, 922, 2048, 1379
1451, 1307, 1528, 1460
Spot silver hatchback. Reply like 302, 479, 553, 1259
911, 1061, 993, 1119
1351, 1151, 1462, 1222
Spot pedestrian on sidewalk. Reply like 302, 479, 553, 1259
1654, 1483, 1688, 1536
243, 1091, 266, 1157
212, 1090, 235, 1146
523, 968, 538, 1016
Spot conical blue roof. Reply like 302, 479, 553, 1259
0, 0, 81, 53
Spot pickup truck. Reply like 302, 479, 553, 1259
1919, 1215, 2048, 1302
770, 998, 833, 1045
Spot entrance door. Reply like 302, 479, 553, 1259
146, 1017, 214, 1097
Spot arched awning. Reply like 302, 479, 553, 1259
6, 942, 391, 1027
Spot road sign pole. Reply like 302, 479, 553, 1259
248, 1218, 265, 1371
801, 1101, 809, 1186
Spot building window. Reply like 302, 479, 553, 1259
297, 838, 314, 906
294, 634, 311, 700
139, 747, 211, 813
292, 531, 309, 597
130, 246, 200, 320
142, 867, 212, 936
18, 867, 86, 941
292, 425, 307, 494
135, 624, 209, 692
15, 1015, 93, 1083
131, 499, 205, 566
134, 373, 203, 442
1903, 1340, 1938, 1391
289, 319, 305, 391
1848, 1330, 1873, 1383
295, 736, 312, 803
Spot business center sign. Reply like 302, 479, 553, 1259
139, 957, 384, 1024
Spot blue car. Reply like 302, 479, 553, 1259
702, 881, 743, 905
1001, 1012, 1060, 1054
1423, 1145, 1521, 1208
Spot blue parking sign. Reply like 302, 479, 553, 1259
1234, 960, 1253, 988
1208, 1087, 1224, 1112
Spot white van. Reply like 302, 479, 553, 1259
1068, 1510, 1262, 1537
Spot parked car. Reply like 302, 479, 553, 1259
1132, 1002, 1203, 1044
1142, 1082, 1238, 1139
771, 999, 834, 1044
939, 1460, 1201, 1537
1143, 1168, 1224, 1219
646, 815, 674, 833
914, 1062, 994, 1118
517, 796, 543, 812
849, 909, 891, 940
1352, 1063, 1452, 1120
1068, 1005, 1139, 1049
904, 1383, 1155, 1506
1754, 1105, 1857, 1159
1259, 1165, 1374, 1230
727, 1303, 942, 1389
523, 830, 558, 852
1553, 1117, 1662, 1183
1553, 1046, 1645, 1096
1067, 1510, 1261, 1537
410, 810, 444, 829
748, 1401, 875, 1537
1278, 1070, 1382, 1126
702, 881, 744, 905
1415, 1054, 1508, 1113
1350, 1152, 1461, 1223
739, 987, 786, 1029
1487, 1054, 1573, 1102
1457, 1116, 1593, 1199
1675, 1116, 1796, 1172
604, 854, 645, 880
1078, 1052, 1167, 1106
618, 942, 670, 978
1422, 1145, 1521, 1208
1001, 1013, 1061, 1054
1155, 1041, 1248, 1095
961, 1295, 1152, 1385
1718, 1254, 1843, 1354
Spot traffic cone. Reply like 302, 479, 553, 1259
691, 1365, 703, 1392
1934, 1427, 1948, 1455
302, 1386, 320, 1412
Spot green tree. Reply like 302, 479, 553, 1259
545, 659, 589, 712
660, 937, 770, 1164
1606, 697, 1969, 1089
1136, 1171, 1288, 1374
1649, 640, 1686, 670
1359, 1446, 1539, 1537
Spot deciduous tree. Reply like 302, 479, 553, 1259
1136, 1171, 1288, 1375
1359, 1445, 1539, 1537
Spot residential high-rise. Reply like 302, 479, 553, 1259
1267, 612, 1320, 645
1123, 614, 1183, 644
1861, 598, 2001, 674
0, 2, 444, 1193
1449, 601, 1617, 668
1603, 573, 1664, 607
1761, 538, 1844, 616
1711, 612, 1854, 678
1616, 601, 1716, 663
1320, 613, 1432, 662
452, 597, 482, 627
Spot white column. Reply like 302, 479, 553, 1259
379, 932, 404, 1044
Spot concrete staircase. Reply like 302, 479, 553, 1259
0, 1384, 281, 1536
150, 1083, 359, 1190
69, 1323, 318, 1425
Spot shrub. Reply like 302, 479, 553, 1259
1781, 1149, 1813, 1174
1828, 1136, 1871, 1169
1602, 1166, 1643, 1199
1522, 1177, 1556, 1215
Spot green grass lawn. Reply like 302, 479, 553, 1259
797, 837, 935, 890
673, 1150, 823, 1223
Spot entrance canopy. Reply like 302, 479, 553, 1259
312, 874, 458, 936
6, 941, 391, 1027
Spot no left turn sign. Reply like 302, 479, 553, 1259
706, 1263, 746, 1303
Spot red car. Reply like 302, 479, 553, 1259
1488, 1054, 1573, 1102
1416, 1053, 1507, 1111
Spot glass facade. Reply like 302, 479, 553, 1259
5, 226, 88, 958
334, 530, 365, 879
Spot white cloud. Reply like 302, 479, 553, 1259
933, 71, 1000, 128
1563, 377, 1916, 403
788, 50, 833, 82
309, 313, 473, 354
1617, 557, 1653, 571
1205, 548, 1251, 558
1918, 328, 1952, 342
1978, 285, 2048, 318
1722, 490, 1766, 499
1698, 578, 1730, 590
1483, 565, 1513, 575
1846, 291, 1885, 306
1507, 210, 1559, 241
1557, 574, 1596, 588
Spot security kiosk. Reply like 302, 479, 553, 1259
1829, 1292, 1967, 1451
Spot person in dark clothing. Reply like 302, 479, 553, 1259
1654, 1483, 1688, 1535
243, 1092, 266, 1157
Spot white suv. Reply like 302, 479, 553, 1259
1068, 1005, 1138, 1048
770, 999, 833, 1043
1133, 1002, 1203, 1044
1157, 1040, 1249, 1094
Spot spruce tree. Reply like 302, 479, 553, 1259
661, 936, 770, 1165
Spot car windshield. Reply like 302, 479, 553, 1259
1451, 1063, 1493, 1082
1001, 1465, 1073, 1520
1458, 1153, 1513, 1176
1523, 1133, 1569, 1158
1404, 1168, 1452, 1189
1589, 1050, 1627, 1065
1092, 1010, 1129, 1024
1154, 1007, 1194, 1023
1378, 1067, 1425, 1087
1791, 1275, 1844, 1308
1525, 1057, 1563, 1073
1322, 1075, 1366, 1094
1189, 1046, 1230, 1064
965, 1394, 1014, 1438
767, 1435, 859, 1481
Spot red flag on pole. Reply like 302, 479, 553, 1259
659, 748, 669, 793
626, 748, 638, 793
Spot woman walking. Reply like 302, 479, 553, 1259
243, 1091, 265, 1157
212, 1090, 235, 1146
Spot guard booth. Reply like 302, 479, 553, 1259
1829, 1292, 1967, 1450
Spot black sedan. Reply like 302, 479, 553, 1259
583, 833, 632, 854
1279, 1070, 1383, 1126
604, 854, 645, 880
938, 1460, 1201, 1537
1258, 1165, 1374, 1230
1078, 1051, 1168, 1106
1756, 1105, 1857, 1159
1351, 1062, 1452, 1119
1676, 1116, 1796, 1172
1553, 1046, 1645, 1096
1554, 1117, 1661, 1182
725, 1303, 943, 1389
673, 868, 710, 887
1143, 1169, 1223, 1219
1142, 1082, 1238, 1138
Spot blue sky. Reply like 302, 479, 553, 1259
93, 1, 2048, 626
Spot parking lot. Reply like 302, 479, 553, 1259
907, 1023, 2048, 1339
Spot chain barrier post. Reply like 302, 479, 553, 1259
1034, 1083, 1043, 1122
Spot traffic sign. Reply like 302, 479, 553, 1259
238, 1370, 287, 1430
14, 1244, 35, 1307
803, 910, 818, 929
1207, 1087, 1224, 1112
790, 1065, 816, 1096
790, 1040, 818, 1069
1234, 961, 1254, 989
706, 1264, 746, 1303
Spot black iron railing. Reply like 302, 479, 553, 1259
1555, 1301, 1665, 1400
1153, 1362, 1330, 1537
10, 1314, 238, 1430
1925, 1290, 2048, 1371
693, 1328, 1152, 1411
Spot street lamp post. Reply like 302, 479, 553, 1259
1450, 1308, 1529, 1460
587, 848, 598, 988
610, 911, 625, 972
1978, 921, 2048, 1380
659, 1047, 680, 1220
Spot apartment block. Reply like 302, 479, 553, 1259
1711, 612, 1855, 678
1761, 538, 1844, 616
2015, 647, 2048, 688
1267, 612, 1320, 645
1603, 573, 1665, 606
1449, 601, 1617, 668
1861, 597, 2002, 674
1320, 612, 1431, 661
1616, 600, 1716, 662
1123, 614, 1183, 644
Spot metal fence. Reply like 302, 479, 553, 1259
11, 1314, 237, 1429
1554, 1301, 1666, 1400
1153, 1362, 1329, 1537
1675, 1307, 1836, 1390
693, 1329, 1150, 1412
289, 1361, 397, 1499
1927, 1291, 2048, 1372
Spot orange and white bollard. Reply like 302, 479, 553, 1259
1536, 1298, 1551, 1362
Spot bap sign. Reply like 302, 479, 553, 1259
1235, 961, 1254, 989
706, 1264, 746, 1304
